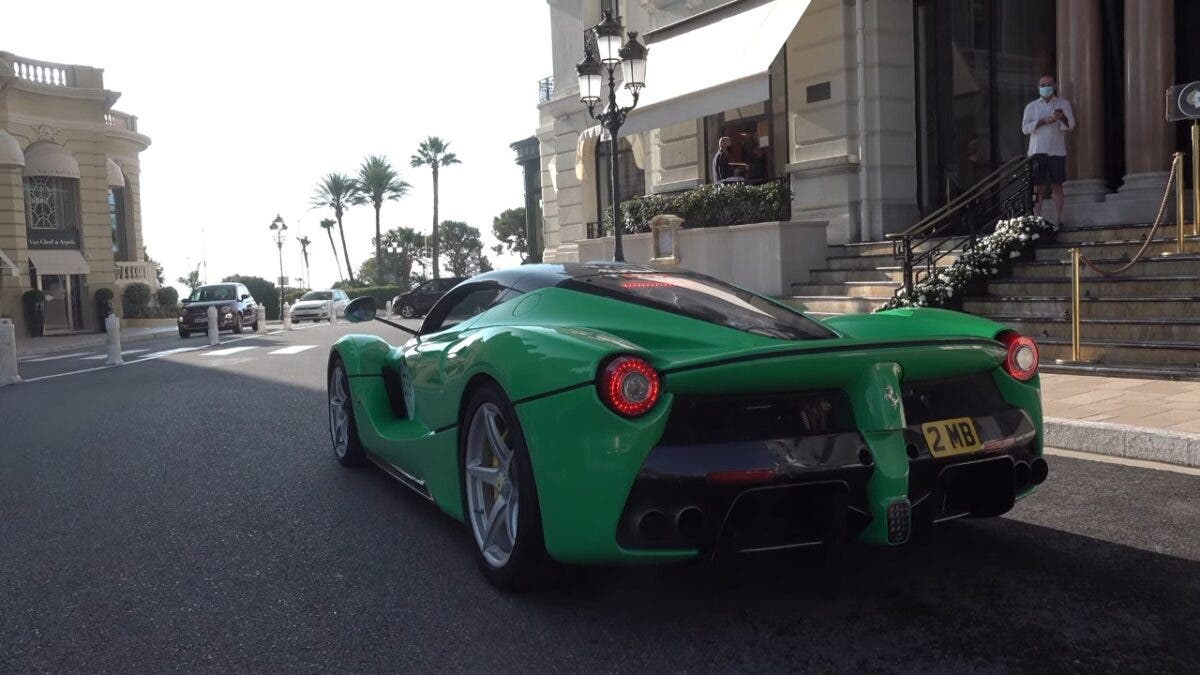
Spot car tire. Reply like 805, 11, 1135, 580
460, 383, 552, 591
179, 328, 189, 339
328, 359, 366, 467
233, 314, 243, 334
399, 303, 415, 319
250, 317, 259, 332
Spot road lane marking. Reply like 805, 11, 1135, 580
203, 346, 258, 356
1044, 447, 1200, 477
267, 345, 315, 355
18, 351, 93, 363
17, 332, 275, 383
78, 349, 149, 361
140, 347, 200, 359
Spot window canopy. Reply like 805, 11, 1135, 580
28, 249, 89, 275
620, 0, 811, 136
23, 142, 80, 179
106, 157, 125, 188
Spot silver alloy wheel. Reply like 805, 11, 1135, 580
329, 365, 350, 459
465, 402, 519, 568
400, 304, 415, 318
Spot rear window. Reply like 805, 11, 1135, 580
561, 272, 836, 340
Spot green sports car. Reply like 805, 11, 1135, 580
328, 262, 1045, 589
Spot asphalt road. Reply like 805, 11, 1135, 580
2, 322, 1198, 672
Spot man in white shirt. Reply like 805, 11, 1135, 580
1022, 74, 1075, 225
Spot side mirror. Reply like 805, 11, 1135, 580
344, 296, 377, 323
240, 294, 251, 301
181, 298, 191, 305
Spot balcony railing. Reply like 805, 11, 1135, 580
115, 260, 155, 284
9, 54, 76, 87
105, 111, 138, 132
538, 76, 554, 104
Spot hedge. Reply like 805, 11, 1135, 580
121, 282, 153, 317
600, 179, 792, 234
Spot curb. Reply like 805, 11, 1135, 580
16, 327, 179, 358
1044, 417, 1200, 469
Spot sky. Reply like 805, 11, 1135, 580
4, 0, 552, 294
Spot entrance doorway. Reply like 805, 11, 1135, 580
37, 274, 84, 333
914, 0, 1055, 215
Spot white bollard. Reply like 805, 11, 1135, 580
104, 314, 124, 365
327, 300, 337, 324
0, 318, 20, 386
207, 306, 219, 345
283, 303, 294, 331
256, 305, 267, 334
385, 300, 393, 317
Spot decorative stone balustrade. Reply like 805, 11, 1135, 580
105, 111, 138, 132
115, 260, 155, 285
8, 54, 76, 87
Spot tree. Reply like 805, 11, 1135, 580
410, 137, 461, 279
297, 235, 311, 289
143, 249, 166, 286
357, 155, 411, 277
491, 207, 530, 262
311, 173, 364, 284
319, 218, 343, 281
177, 266, 202, 291
438, 220, 492, 277
357, 227, 429, 287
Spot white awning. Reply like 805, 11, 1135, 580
577, 125, 646, 183
106, 157, 126, 188
28, 249, 89, 275
0, 248, 17, 276
620, 0, 812, 136
23, 142, 80, 179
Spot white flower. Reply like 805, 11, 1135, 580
1009, 251, 1020, 258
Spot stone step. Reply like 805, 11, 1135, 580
963, 296, 1200, 320
792, 281, 902, 298
1040, 361, 1200, 381
1036, 338, 1200, 368
986, 276, 1200, 299
828, 241, 895, 257
1053, 223, 1162, 244
1035, 236, 1200, 261
824, 254, 897, 271
988, 316, 1200, 343
1008, 254, 1200, 280
809, 268, 904, 284
783, 296, 888, 315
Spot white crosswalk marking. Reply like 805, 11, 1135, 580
19, 351, 92, 363
141, 347, 199, 359
203, 346, 258, 356
267, 345, 316, 355
79, 349, 149, 361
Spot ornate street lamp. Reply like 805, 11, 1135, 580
269, 214, 288, 315
387, 241, 401, 285
577, 10, 648, 262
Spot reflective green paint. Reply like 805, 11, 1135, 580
329, 287, 1043, 563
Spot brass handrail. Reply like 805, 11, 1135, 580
888, 155, 1032, 240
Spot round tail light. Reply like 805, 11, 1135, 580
598, 355, 661, 417
997, 330, 1039, 381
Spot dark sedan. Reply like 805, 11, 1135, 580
391, 277, 465, 318
178, 283, 259, 337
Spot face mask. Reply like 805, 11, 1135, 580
1039, 85, 1055, 97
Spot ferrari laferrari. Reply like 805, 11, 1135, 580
328, 263, 1045, 589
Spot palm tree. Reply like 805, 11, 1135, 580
410, 137, 461, 279
357, 155, 411, 276
311, 173, 363, 284
297, 235, 311, 288
319, 218, 344, 281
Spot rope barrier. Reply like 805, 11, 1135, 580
1077, 154, 1183, 276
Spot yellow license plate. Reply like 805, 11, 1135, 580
921, 417, 983, 457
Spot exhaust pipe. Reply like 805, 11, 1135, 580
636, 510, 669, 541
1013, 461, 1031, 490
675, 506, 704, 540
1030, 457, 1049, 486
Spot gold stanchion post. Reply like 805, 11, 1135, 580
1193, 120, 1199, 237
1071, 247, 1082, 363
1176, 153, 1186, 254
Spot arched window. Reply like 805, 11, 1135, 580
107, 157, 129, 260
22, 142, 81, 249
596, 137, 645, 213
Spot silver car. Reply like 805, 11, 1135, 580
290, 290, 349, 322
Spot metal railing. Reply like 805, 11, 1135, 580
887, 155, 1036, 295
538, 76, 554, 104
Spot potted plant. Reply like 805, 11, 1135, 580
95, 287, 114, 331
22, 288, 46, 338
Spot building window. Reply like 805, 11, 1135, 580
704, 48, 788, 184
109, 187, 129, 260
23, 176, 81, 249
596, 138, 645, 214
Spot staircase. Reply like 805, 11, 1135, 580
784, 222, 1200, 377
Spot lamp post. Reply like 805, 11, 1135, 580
269, 214, 288, 316
387, 241, 401, 285
577, 9, 648, 263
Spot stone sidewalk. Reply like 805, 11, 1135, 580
1041, 373, 1200, 468
15, 326, 178, 357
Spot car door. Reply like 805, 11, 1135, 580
379, 282, 513, 478
238, 285, 255, 321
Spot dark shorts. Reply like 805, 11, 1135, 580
1032, 154, 1067, 188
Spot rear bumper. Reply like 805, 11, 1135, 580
178, 316, 237, 330
292, 308, 331, 320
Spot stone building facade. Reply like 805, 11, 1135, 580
0, 51, 153, 336
536, 0, 1194, 265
